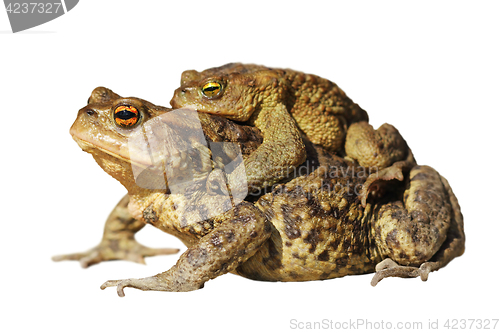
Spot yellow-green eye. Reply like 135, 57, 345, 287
201, 81, 222, 98
114, 105, 140, 128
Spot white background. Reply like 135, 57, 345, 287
1, 1, 499, 332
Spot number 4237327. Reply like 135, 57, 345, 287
6, 2, 63, 14
444, 319, 498, 330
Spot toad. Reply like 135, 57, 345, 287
53, 87, 465, 296
170, 63, 409, 191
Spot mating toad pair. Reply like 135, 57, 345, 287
53, 64, 464, 296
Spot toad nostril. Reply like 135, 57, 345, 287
86, 109, 96, 116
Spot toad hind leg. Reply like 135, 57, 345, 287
370, 165, 464, 286
100, 202, 271, 296
344, 122, 420, 207
52, 195, 179, 268
345, 122, 410, 171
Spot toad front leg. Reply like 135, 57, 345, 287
101, 202, 271, 296
369, 165, 465, 285
245, 104, 306, 191
52, 195, 179, 267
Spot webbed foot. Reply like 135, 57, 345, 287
370, 258, 438, 286
100, 275, 203, 296
52, 239, 179, 268
100, 277, 163, 297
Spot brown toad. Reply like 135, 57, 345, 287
170, 63, 408, 190
53, 87, 465, 296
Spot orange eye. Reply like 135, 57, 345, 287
114, 105, 139, 128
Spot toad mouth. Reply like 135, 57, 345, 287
71, 134, 150, 169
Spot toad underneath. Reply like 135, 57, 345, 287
53, 87, 464, 296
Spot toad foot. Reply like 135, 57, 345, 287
100, 277, 164, 297
370, 258, 436, 286
52, 241, 179, 268
101, 275, 202, 296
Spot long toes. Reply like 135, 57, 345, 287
79, 251, 102, 268
52, 252, 88, 262
101, 279, 137, 297
117, 282, 128, 297
375, 258, 399, 272
418, 262, 437, 281
143, 247, 180, 256
371, 270, 391, 286
115, 279, 137, 297
371, 266, 420, 286
100, 280, 121, 290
